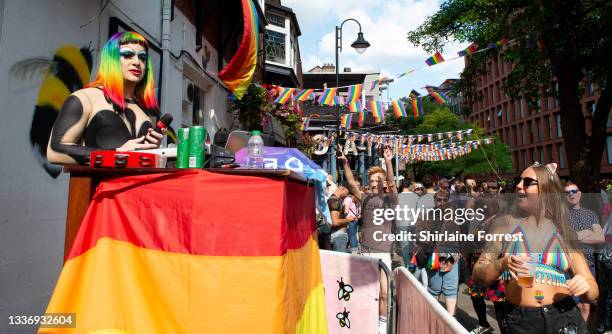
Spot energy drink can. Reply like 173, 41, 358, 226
176, 128, 190, 168
188, 126, 206, 168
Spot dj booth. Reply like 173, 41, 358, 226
42, 166, 329, 333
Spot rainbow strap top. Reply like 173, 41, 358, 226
500, 226, 570, 286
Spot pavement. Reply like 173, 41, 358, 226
454, 283, 501, 334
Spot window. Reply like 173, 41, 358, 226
548, 145, 553, 163
556, 114, 562, 137
558, 144, 565, 168
505, 104, 510, 122
528, 121, 534, 142
547, 116, 552, 139
554, 82, 559, 108
265, 30, 286, 63
523, 151, 528, 168
522, 125, 526, 144
536, 99, 541, 113
537, 119, 542, 142
607, 136, 612, 164
540, 149, 544, 163
266, 12, 285, 27
520, 97, 525, 117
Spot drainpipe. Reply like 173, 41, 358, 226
161, 0, 172, 125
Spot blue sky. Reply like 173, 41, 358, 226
283, 0, 468, 102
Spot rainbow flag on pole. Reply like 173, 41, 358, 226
318, 88, 337, 106
457, 43, 479, 57
411, 97, 424, 117
369, 101, 384, 122
341, 114, 353, 129
274, 87, 295, 105
425, 51, 445, 66
295, 89, 314, 102
218, 0, 259, 99
392, 101, 408, 118
346, 84, 362, 104
369, 79, 380, 92
426, 86, 449, 105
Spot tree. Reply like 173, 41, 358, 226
407, 0, 612, 191
390, 107, 513, 179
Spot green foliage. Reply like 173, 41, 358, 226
228, 83, 269, 131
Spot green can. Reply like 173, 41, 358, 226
188, 126, 206, 168
176, 128, 190, 168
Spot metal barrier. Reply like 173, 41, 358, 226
394, 267, 468, 334
319, 250, 395, 334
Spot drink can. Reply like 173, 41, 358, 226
176, 128, 190, 168
188, 126, 206, 168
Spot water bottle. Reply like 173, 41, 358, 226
247, 130, 264, 168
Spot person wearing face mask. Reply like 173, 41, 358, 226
47, 31, 163, 165
472, 163, 598, 334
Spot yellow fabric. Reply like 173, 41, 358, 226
40, 234, 326, 334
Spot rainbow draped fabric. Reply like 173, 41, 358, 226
411, 97, 423, 118
39, 170, 328, 334
348, 100, 362, 113
341, 114, 353, 129
218, 0, 259, 100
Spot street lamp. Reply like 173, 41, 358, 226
332, 18, 369, 181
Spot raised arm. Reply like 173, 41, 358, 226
383, 148, 398, 203
336, 144, 362, 200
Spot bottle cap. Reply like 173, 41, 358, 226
252, 130, 261, 135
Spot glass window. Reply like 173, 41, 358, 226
558, 144, 565, 168
556, 113, 562, 137
520, 97, 525, 117
522, 125, 526, 144
547, 116, 552, 139
265, 30, 286, 64
607, 136, 612, 164
548, 145, 553, 162
540, 149, 544, 163
554, 82, 559, 108
506, 104, 510, 122
266, 12, 285, 27
523, 151, 528, 168
537, 119, 542, 142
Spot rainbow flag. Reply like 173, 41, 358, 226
346, 84, 362, 104
369, 79, 380, 92
369, 101, 384, 122
425, 51, 445, 66
396, 69, 414, 79
300, 116, 311, 130
358, 111, 366, 127
411, 97, 424, 117
457, 43, 479, 57
40, 171, 328, 334
409, 89, 421, 98
318, 87, 337, 106
333, 95, 345, 106
295, 88, 314, 102
349, 100, 362, 113
392, 101, 407, 118
218, 0, 259, 99
426, 86, 449, 105
274, 87, 295, 105
341, 114, 353, 129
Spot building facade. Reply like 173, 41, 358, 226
465, 54, 611, 177
263, 0, 302, 88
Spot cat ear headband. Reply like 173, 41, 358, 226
531, 161, 558, 178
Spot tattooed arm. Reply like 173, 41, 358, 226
472, 240, 503, 286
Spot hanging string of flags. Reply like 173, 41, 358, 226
309, 129, 494, 162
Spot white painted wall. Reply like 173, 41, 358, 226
0, 1, 232, 332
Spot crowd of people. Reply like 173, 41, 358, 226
322, 148, 612, 334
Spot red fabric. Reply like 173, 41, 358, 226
68, 170, 315, 259
218, 0, 252, 81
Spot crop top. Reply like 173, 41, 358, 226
500, 225, 571, 286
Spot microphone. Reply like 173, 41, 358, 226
154, 113, 173, 134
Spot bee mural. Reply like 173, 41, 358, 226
337, 277, 354, 301
336, 307, 351, 328
10, 45, 93, 178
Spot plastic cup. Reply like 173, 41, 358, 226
517, 260, 537, 288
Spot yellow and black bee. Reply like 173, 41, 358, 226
336, 307, 350, 328
337, 277, 354, 301
10, 45, 93, 177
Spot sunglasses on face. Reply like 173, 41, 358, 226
566, 189, 579, 195
120, 47, 148, 62
514, 176, 538, 188
414, 188, 424, 191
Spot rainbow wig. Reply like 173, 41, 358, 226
88, 31, 158, 114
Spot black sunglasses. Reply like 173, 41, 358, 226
514, 176, 538, 188
566, 189, 579, 195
